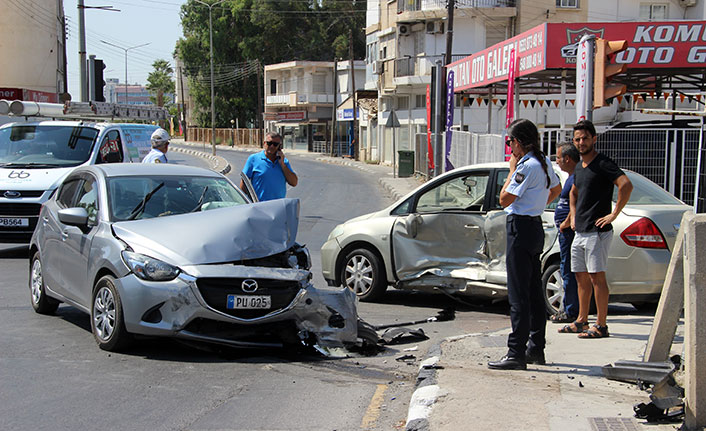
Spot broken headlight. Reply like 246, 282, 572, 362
121, 251, 180, 281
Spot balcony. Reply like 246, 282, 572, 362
265, 93, 334, 107
397, 0, 516, 22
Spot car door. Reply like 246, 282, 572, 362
41, 177, 83, 296
59, 175, 101, 307
391, 170, 491, 288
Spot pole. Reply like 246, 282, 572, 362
100, 41, 150, 105
178, 66, 188, 140
124, 50, 129, 104
61, 16, 68, 97
330, 58, 338, 157
78, 0, 87, 102
349, 28, 358, 160
434, 61, 444, 177
257, 61, 263, 136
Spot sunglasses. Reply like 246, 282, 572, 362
266, 141, 280, 146
505, 137, 514, 147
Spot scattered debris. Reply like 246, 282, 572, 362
396, 354, 417, 362
381, 327, 428, 345
404, 346, 419, 352
373, 308, 455, 330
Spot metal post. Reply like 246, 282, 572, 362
78, 0, 87, 102
330, 59, 338, 157
434, 61, 444, 177
100, 40, 150, 105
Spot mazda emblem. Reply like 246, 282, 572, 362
3, 190, 21, 198
241, 279, 258, 293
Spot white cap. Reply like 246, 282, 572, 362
150, 128, 170, 148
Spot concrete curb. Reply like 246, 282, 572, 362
405, 344, 443, 431
170, 145, 231, 175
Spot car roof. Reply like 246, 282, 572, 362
79, 163, 224, 178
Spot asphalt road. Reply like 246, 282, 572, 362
0, 150, 511, 430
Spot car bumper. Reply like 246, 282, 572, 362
320, 237, 342, 285
113, 264, 357, 348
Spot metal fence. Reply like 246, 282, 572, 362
311, 140, 348, 157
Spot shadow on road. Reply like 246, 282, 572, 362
0, 245, 29, 259
374, 290, 510, 315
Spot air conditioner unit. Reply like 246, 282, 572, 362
426, 21, 445, 34
399, 25, 410, 36
374, 60, 384, 74
679, 0, 697, 6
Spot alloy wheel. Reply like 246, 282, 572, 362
30, 259, 43, 305
344, 255, 374, 295
545, 268, 564, 313
93, 286, 116, 341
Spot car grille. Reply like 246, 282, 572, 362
0, 203, 41, 240
182, 318, 301, 346
0, 190, 45, 198
195, 277, 301, 319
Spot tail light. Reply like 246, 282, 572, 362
620, 217, 667, 249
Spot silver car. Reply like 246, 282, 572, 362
321, 162, 689, 312
29, 164, 357, 352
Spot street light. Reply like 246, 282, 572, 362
193, 0, 226, 155
100, 40, 151, 104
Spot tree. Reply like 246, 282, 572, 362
175, 0, 366, 128
146, 59, 175, 107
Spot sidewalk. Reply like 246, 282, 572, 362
407, 314, 684, 431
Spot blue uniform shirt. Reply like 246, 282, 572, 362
505, 151, 560, 216
242, 150, 295, 201
554, 173, 574, 226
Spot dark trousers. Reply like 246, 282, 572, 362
558, 228, 579, 318
506, 215, 545, 359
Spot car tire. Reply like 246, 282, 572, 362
542, 263, 563, 316
91, 275, 132, 352
29, 252, 60, 315
341, 248, 386, 302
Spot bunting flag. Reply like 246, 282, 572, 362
553, 100, 560, 107
500, 99, 507, 107
636, 94, 644, 103
663, 92, 670, 100
529, 100, 536, 108
476, 97, 483, 106
680, 93, 686, 103
649, 91, 655, 99
538, 100, 544, 107
617, 95, 623, 104
492, 98, 499, 105
523, 100, 529, 108
697, 94, 702, 102
569, 99, 575, 105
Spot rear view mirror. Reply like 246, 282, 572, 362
58, 207, 89, 227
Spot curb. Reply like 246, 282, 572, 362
405, 344, 443, 431
170, 145, 231, 175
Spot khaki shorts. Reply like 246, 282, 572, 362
571, 230, 613, 273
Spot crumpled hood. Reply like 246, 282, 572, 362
112, 198, 300, 266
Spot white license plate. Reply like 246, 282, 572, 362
227, 295, 271, 309
0, 218, 29, 227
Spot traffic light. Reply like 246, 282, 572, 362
93, 58, 106, 102
593, 38, 628, 109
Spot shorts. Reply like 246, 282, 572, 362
571, 230, 613, 273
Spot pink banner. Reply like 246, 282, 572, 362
426, 85, 434, 171
504, 48, 516, 161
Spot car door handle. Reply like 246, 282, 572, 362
542, 223, 554, 229
464, 225, 480, 231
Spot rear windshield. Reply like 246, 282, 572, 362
0, 125, 99, 167
616, 172, 684, 205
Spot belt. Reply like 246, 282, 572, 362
507, 214, 541, 222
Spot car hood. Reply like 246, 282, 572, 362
0, 166, 75, 191
112, 198, 300, 266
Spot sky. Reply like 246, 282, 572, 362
63, 0, 188, 97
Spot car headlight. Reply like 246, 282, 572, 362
121, 251, 179, 281
327, 224, 345, 241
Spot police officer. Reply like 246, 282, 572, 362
488, 119, 561, 371
142, 128, 170, 163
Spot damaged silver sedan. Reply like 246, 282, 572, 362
29, 164, 357, 352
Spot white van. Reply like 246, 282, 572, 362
0, 120, 158, 243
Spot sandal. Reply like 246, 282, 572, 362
550, 311, 576, 324
578, 324, 609, 339
558, 321, 589, 333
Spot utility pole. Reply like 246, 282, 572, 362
330, 58, 338, 157
194, 0, 226, 155
349, 28, 358, 159
100, 40, 150, 104
256, 60, 263, 140
178, 66, 188, 140
78, 0, 87, 102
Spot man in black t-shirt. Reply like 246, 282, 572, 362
560, 120, 632, 339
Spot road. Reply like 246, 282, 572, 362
0, 149, 511, 430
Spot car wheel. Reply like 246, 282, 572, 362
29, 252, 60, 314
91, 276, 132, 352
542, 263, 563, 316
341, 248, 386, 302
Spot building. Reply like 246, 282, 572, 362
105, 78, 172, 106
0, 0, 67, 102
264, 60, 365, 152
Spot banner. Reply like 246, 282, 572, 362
504, 48, 516, 161
575, 35, 592, 122
445, 70, 455, 172
426, 85, 434, 171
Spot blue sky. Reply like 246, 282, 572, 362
64, 0, 187, 96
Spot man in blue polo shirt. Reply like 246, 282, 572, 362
240, 131, 298, 201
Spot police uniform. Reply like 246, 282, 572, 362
504, 152, 560, 361
142, 148, 168, 164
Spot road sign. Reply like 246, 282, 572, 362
385, 110, 400, 128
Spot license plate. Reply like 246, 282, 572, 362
0, 218, 29, 227
227, 295, 271, 309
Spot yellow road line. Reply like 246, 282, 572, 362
361, 383, 388, 429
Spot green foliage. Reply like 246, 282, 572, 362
146, 59, 175, 107
175, 0, 366, 128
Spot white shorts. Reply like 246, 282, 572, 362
571, 230, 613, 273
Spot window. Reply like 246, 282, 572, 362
397, 96, 409, 110
75, 180, 99, 225
556, 0, 578, 7
415, 94, 426, 109
416, 172, 489, 213
270, 79, 277, 95
97, 130, 123, 163
57, 179, 82, 208
313, 74, 326, 94
639, 3, 667, 20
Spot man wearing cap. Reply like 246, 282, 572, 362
142, 128, 170, 163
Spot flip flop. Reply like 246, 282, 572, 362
578, 324, 609, 339
558, 321, 589, 333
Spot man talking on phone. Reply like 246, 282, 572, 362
240, 131, 298, 201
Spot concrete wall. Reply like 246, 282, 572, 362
589, 0, 705, 21
0, 0, 65, 94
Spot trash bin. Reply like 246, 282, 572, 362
398, 150, 414, 178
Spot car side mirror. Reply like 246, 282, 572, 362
58, 207, 89, 228
405, 213, 422, 238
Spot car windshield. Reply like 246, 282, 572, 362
0, 125, 99, 167
108, 175, 248, 221
617, 172, 684, 205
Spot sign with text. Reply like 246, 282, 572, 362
0, 87, 58, 103
276, 111, 306, 121
445, 70, 455, 172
